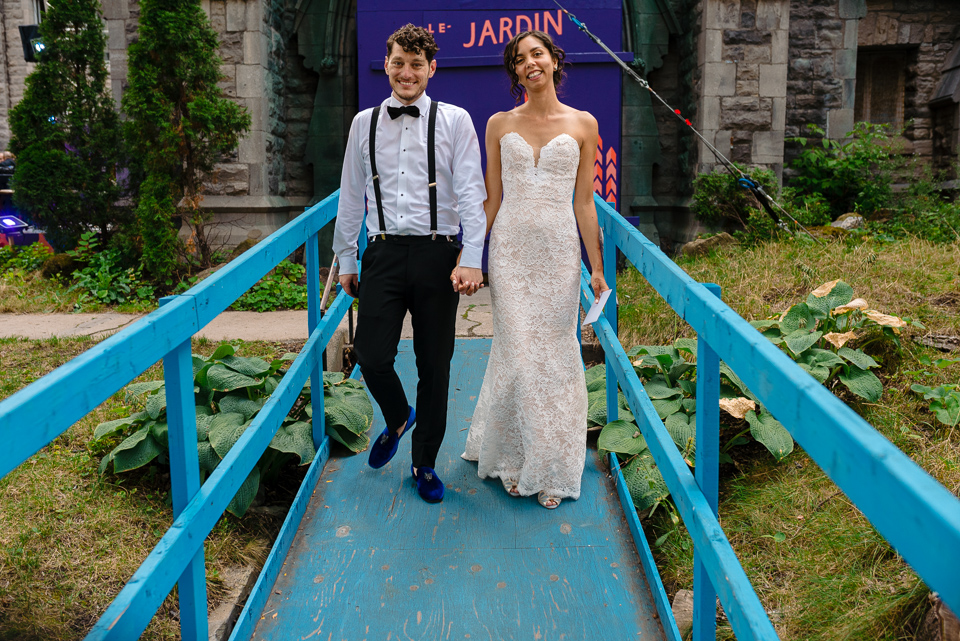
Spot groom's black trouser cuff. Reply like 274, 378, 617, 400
352, 236, 460, 469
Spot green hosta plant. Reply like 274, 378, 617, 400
751, 279, 922, 403
93, 344, 373, 517
586, 364, 634, 430
593, 337, 795, 516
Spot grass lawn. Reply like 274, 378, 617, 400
615, 235, 960, 639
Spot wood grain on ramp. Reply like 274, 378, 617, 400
252, 339, 666, 640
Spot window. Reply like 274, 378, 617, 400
855, 50, 906, 128
32, 0, 46, 23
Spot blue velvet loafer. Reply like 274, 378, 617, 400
367, 405, 415, 469
411, 465, 444, 503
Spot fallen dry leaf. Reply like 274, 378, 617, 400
823, 331, 857, 348
864, 310, 907, 328
832, 298, 869, 314
811, 279, 842, 298
719, 397, 756, 419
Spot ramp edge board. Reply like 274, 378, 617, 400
229, 436, 332, 641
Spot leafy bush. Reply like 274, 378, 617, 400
787, 122, 898, 218
753, 279, 921, 403
780, 188, 833, 227
691, 164, 779, 229
66, 232, 153, 305
93, 344, 374, 517
592, 338, 793, 517
0, 242, 52, 274
232, 261, 308, 311
124, 0, 250, 273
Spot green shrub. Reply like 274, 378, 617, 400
595, 279, 917, 516
787, 122, 898, 218
0, 242, 52, 274
124, 0, 250, 272
691, 164, 779, 229
7, 0, 127, 250
66, 232, 154, 305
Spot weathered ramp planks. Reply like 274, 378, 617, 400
252, 339, 665, 640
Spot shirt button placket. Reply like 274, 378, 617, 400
397, 117, 410, 234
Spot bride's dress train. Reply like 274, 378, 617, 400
462, 131, 587, 499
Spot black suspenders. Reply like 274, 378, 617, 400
427, 99, 439, 239
368, 100, 440, 240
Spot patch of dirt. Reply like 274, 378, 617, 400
929, 291, 960, 311
762, 284, 808, 306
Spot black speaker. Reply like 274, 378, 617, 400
18, 25, 43, 63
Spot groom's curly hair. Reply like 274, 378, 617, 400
503, 30, 566, 104
386, 24, 439, 62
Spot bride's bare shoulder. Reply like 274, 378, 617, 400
488, 109, 527, 140
569, 108, 598, 131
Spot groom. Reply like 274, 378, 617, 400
332, 24, 486, 504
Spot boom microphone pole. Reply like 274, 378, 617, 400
552, 0, 822, 244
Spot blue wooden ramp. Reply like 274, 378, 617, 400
251, 339, 667, 640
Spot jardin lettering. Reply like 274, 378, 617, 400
462, 11, 563, 48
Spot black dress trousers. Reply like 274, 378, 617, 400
352, 235, 460, 470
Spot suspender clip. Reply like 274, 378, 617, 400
431, 232, 437, 240
381, 233, 386, 240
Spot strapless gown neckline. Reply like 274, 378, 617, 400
500, 131, 577, 169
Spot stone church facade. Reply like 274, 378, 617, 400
1, 0, 958, 249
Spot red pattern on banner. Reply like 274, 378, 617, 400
594, 134, 617, 208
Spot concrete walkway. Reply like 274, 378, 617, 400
0, 287, 494, 341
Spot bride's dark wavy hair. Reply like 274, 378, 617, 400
503, 30, 566, 104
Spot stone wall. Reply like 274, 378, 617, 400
857, 1, 960, 161
196, 0, 312, 244
785, 0, 863, 148
695, 0, 791, 179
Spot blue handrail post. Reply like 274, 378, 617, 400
602, 219, 618, 423
693, 283, 721, 641
306, 234, 325, 449
158, 296, 207, 641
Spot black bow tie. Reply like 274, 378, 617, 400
387, 104, 420, 120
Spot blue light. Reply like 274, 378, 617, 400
0, 216, 27, 230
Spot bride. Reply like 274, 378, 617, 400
457, 30, 608, 509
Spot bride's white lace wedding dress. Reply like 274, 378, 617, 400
462, 131, 587, 499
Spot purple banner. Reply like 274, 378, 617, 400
357, 1, 624, 213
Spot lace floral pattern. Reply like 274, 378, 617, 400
462, 132, 588, 499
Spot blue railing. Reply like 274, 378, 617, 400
584, 194, 960, 639
0, 192, 350, 640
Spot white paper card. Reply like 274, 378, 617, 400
584, 288, 612, 325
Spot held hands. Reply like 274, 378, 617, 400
591, 272, 609, 303
451, 266, 484, 296
450, 251, 484, 296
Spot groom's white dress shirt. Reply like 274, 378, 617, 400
333, 93, 487, 275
